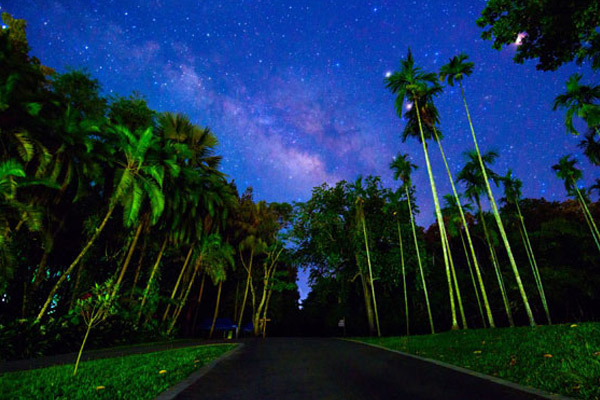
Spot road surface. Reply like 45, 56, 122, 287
175, 337, 554, 400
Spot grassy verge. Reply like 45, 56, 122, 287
0, 343, 237, 399
357, 322, 600, 399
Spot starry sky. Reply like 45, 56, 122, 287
3, 0, 597, 300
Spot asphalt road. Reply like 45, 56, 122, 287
175, 337, 553, 400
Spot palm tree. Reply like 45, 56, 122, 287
390, 153, 435, 333
386, 49, 458, 330
553, 74, 600, 136
36, 125, 165, 322
457, 149, 514, 327
578, 131, 600, 166
502, 170, 551, 324
417, 77, 495, 328
441, 53, 536, 326
552, 155, 600, 254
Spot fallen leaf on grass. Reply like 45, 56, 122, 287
473, 350, 482, 354
543, 354, 553, 358
570, 324, 578, 328
96, 386, 105, 391
159, 370, 167, 374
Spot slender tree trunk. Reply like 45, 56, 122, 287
129, 235, 147, 301
575, 187, 600, 253
359, 267, 376, 335
406, 187, 434, 334
479, 204, 514, 327
162, 245, 195, 322
361, 215, 381, 337
137, 236, 168, 324
191, 272, 206, 334
262, 284, 275, 338
443, 232, 467, 329
73, 323, 91, 376
397, 221, 409, 336
168, 257, 203, 335
459, 82, 535, 326
111, 221, 143, 299
433, 126, 495, 327
460, 230, 485, 327
208, 281, 223, 339
515, 201, 551, 324
237, 248, 254, 337
36, 205, 116, 322
414, 97, 458, 330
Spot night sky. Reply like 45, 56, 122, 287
3, 1, 597, 300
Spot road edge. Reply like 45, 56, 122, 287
341, 338, 571, 400
154, 342, 244, 400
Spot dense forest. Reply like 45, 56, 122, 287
1, 3, 599, 361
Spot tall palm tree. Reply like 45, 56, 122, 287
553, 155, 600, 254
553, 74, 600, 136
390, 153, 435, 334
502, 170, 551, 324
37, 125, 165, 322
416, 78, 495, 328
386, 49, 458, 330
441, 53, 536, 326
457, 149, 514, 326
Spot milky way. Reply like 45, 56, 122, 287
3, 0, 597, 299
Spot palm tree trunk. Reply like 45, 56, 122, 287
191, 271, 206, 334
162, 245, 194, 322
479, 204, 514, 327
433, 126, 495, 328
459, 82, 535, 327
414, 97, 458, 330
406, 187, 435, 334
137, 236, 168, 324
168, 263, 200, 335
208, 281, 223, 339
36, 205, 116, 322
128, 235, 147, 301
575, 187, 600, 253
443, 231, 467, 328
362, 215, 381, 337
111, 221, 143, 299
460, 230, 486, 327
515, 201, 551, 324
397, 221, 409, 336
237, 248, 254, 337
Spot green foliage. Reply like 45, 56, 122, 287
477, 0, 600, 71
0, 344, 237, 399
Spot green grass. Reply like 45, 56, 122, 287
357, 322, 600, 399
0, 343, 237, 399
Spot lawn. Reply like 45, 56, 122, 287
0, 343, 237, 399
357, 322, 600, 399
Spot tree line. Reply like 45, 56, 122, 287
0, 13, 297, 358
